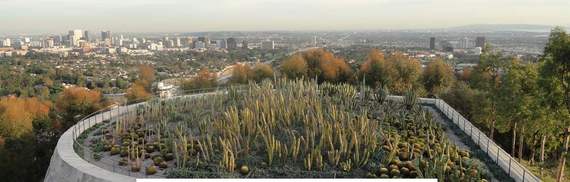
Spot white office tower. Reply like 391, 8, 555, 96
175, 37, 181, 47
459, 38, 472, 49
44, 38, 55, 48
68, 29, 83, 47
2, 38, 11, 47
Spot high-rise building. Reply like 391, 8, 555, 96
261, 40, 275, 50
475, 36, 486, 48
227, 38, 237, 50
242, 40, 249, 49
459, 37, 472, 49
101, 31, 112, 46
429, 37, 436, 50
53, 35, 62, 46
175, 37, 181, 47
218, 39, 227, 49
197, 37, 209, 47
2, 38, 11, 47
43, 38, 54, 48
68, 29, 83, 47
83, 30, 90, 41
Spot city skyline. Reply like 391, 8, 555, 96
1, 0, 569, 34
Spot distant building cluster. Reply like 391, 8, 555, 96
0, 29, 284, 57
428, 36, 486, 55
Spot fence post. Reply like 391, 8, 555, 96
477, 131, 481, 145
487, 137, 490, 153
508, 158, 512, 176
523, 170, 526, 182
463, 118, 466, 131
497, 147, 500, 163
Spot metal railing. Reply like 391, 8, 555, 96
432, 98, 541, 182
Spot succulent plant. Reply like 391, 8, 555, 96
146, 165, 158, 175
239, 165, 250, 175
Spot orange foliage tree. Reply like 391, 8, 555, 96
181, 68, 218, 90
280, 49, 352, 83
231, 64, 254, 84
386, 52, 423, 94
423, 59, 456, 96
55, 87, 103, 128
360, 49, 395, 87
126, 82, 152, 102
231, 63, 274, 83
252, 63, 274, 82
0, 96, 51, 138
281, 54, 307, 79
126, 65, 155, 102
138, 64, 156, 90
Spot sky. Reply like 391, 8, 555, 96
1, 0, 569, 34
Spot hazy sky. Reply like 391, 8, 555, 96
1, 0, 569, 34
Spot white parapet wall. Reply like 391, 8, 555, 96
44, 92, 219, 182
44, 104, 137, 182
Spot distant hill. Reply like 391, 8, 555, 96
445, 24, 568, 32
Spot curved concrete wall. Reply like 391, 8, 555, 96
44, 105, 137, 182
44, 93, 216, 182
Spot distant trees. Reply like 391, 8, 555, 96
0, 97, 51, 138
181, 68, 218, 90
358, 50, 424, 95
231, 63, 274, 84
231, 64, 253, 84
423, 58, 455, 96
252, 63, 274, 82
360, 49, 392, 87
126, 82, 152, 102
280, 49, 352, 83
55, 87, 104, 129
281, 54, 307, 79
388, 53, 423, 95
126, 65, 155, 102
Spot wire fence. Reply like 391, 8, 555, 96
433, 99, 541, 182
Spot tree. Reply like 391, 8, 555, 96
126, 81, 151, 102
281, 54, 307, 79
540, 27, 570, 113
125, 65, 155, 102
181, 68, 218, 90
495, 60, 540, 160
423, 59, 456, 96
138, 64, 156, 90
252, 63, 274, 82
230, 64, 253, 84
0, 97, 51, 138
55, 87, 103, 129
280, 49, 352, 83
360, 49, 394, 87
386, 52, 422, 95
441, 82, 477, 120
469, 51, 507, 139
